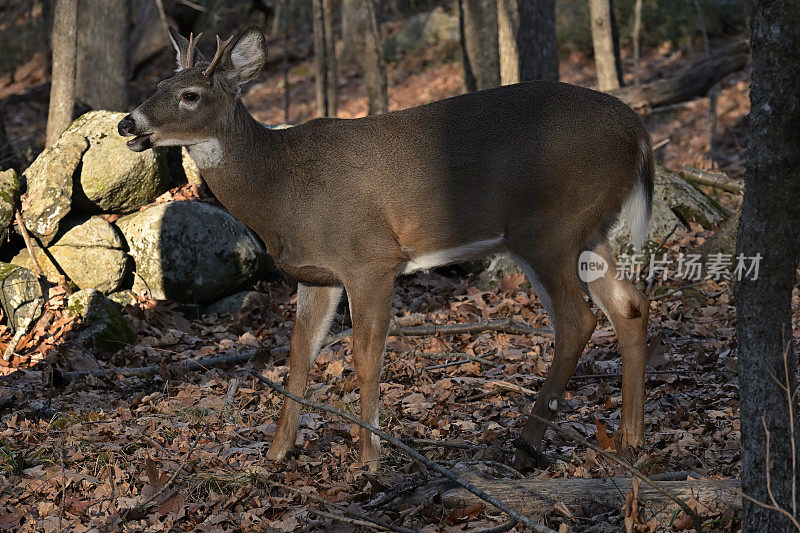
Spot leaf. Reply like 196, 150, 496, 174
449, 502, 484, 522
594, 417, 617, 451
499, 271, 526, 293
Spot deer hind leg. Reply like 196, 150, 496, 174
343, 272, 395, 471
509, 252, 597, 463
267, 283, 343, 462
584, 243, 648, 448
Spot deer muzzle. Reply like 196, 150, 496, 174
118, 114, 154, 152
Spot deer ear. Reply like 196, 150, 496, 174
221, 27, 267, 84
168, 27, 206, 70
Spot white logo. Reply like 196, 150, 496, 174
578, 250, 608, 283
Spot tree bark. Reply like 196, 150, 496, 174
460, 0, 500, 92
75, 0, 129, 111
340, 0, 363, 64
323, 0, 338, 117
360, 0, 388, 115
497, 0, 558, 84
312, 0, 335, 117
46, 0, 78, 147
588, 0, 622, 90
129, 0, 169, 75
735, 0, 800, 531
400, 470, 741, 522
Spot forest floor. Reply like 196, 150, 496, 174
0, 10, 798, 532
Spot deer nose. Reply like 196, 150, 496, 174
118, 115, 135, 136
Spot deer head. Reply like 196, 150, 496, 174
118, 27, 267, 152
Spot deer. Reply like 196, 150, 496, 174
119, 27, 653, 471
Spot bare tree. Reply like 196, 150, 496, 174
588, 0, 622, 91
497, 0, 558, 84
46, 0, 78, 147
312, 0, 337, 117
735, 0, 800, 531
75, 0, 129, 111
459, 0, 500, 92
631, 0, 642, 86
360, 0, 388, 114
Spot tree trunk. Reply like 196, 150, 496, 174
497, 0, 558, 84
312, 0, 335, 117
360, 0, 388, 115
588, 0, 622, 90
75, 0, 129, 111
129, 0, 169, 75
46, 0, 78, 147
323, 0, 338, 117
460, 0, 500, 92
735, 0, 800, 531
340, 0, 363, 64
431, 475, 741, 523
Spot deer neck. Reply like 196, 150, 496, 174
186, 101, 269, 175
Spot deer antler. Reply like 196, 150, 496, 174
185, 32, 203, 69
203, 35, 233, 76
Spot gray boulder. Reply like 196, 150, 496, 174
609, 197, 686, 258
67, 289, 136, 351
0, 169, 20, 244
11, 216, 129, 293
654, 164, 728, 228
64, 111, 171, 213
116, 201, 269, 304
205, 290, 269, 316
385, 8, 458, 59
0, 263, 44, 332
21, 134, 88, 245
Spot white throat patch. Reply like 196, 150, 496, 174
187, 139, 223, 169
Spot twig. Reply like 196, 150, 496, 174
272, 318, 553, 354
250, 370, 557, 533
423, 358, 482, 371
267, 480, 416, 533
679, 166, 743, 195
632, 0, 643, 86
307, 507, 389, 531
705, 476, 800, 531
122, 424, 208, 520
15, 210, 44, 277
473, 521, 518, 533
528, 415, 704, 533
653, 281, 707, 300
417, 351, 497, 367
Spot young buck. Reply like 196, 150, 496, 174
119, 27, 653, 470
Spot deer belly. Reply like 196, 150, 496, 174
400, 235, 505, 274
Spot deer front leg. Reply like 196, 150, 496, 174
267, 283, 343, 462
344, 273, 395, 471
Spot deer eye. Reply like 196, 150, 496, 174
181, 92, 199, 102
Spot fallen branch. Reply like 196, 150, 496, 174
609, 39, 749, 111
437, 469, 739, 524
249, 370, 557, 533
679, 166, 744, 195
529, 415, 705, 532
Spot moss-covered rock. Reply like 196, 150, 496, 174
11, 216, 130, 293
67, 288, 136, 352
116, 201, 269, 304
654, 164, 728, 228
0, 168, 20, 244
64, 111, 172, 214
0, 262, 44, 332
21, 134, 88, 245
